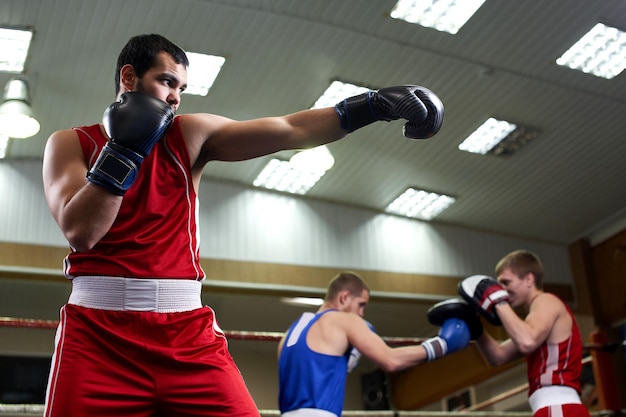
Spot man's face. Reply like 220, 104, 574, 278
497, 267, 531, 308
135, 51, 188, 113
340, 289, 370, 317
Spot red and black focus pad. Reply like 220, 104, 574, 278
427, 298, 483, 340
458, 275, 509, 326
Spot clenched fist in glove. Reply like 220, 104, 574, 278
421, 318, 470, 362
334, 85, 444, 139
458, 275, 509, 326
87, 92, 174, 195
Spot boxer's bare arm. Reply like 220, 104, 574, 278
180, 108, 347, 172
495, 293, 563, 354
43, 129, 123, 252
475, 331, 523, 366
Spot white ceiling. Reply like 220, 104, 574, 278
3, 0, 626, 246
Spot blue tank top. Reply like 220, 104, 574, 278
278, 310, 351, 416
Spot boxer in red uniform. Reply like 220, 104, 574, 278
42, 34, 444, 417
458, 250, 591, 417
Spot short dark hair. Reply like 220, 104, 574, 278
115, 34, 189, 94
325, 272, 369, 301
495, 250, 544, 289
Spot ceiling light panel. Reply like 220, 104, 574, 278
253, 159, 326, 195
289, 145, 335, 173
385, 188, 456, 220
0, 27, 33, 73
556, 23, 626, 79
458, 118, 516, 155
458, 118, 540, 157
390, 0, 486, 35
184, 52, 225, 96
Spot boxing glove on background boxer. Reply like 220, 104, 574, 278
458, 275, 510, 326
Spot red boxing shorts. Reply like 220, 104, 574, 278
44, 304, 260, 417
534, 403, 591, 417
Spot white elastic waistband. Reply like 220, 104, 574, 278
69, 276, 202, 313
282, 409, 337, 417
528, 386, 581, 413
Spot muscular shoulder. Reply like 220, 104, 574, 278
535, 292, 566, 310
48, 128, 79, 143
318, 311, 364, 335
308, 310, 358, 354
528, 293, 566, 320
44, 129, 82, 161
176, 113, 234, 167
530, 292, 573, 339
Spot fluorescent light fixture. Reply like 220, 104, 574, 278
253, 146, 334, 195
385, 188, 456, 220
0, 135, 9, 158
0, 27, 33, 73
253, 158, 326, 195
184, 52, 225, 96
290, 145, 335, 173
458, 118, 540, 157
556, 23, 626, 79
311, 80, 370, 109
458, 118, 516, 155
390, 0, 486, 35
0, 78, 40, 139
487, 125, 540, 157
254, 144, 335, 196
280, 297, 324, 307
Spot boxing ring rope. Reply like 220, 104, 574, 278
0, 317, 424, 345
0, 317, 620, 417
4, 317, 624, 350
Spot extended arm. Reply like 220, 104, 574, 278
347, 314, 468, 372
345, 316, 428, 372
187, 85, 444, 167
187, 108, 348, 166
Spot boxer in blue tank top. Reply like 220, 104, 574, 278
278, 272, 472, 417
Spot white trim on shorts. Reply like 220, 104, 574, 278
282, 409, 338, 417
68, 276, 202, 313
528, 386, 582, 413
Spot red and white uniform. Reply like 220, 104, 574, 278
526, 302, 590, 417
64, 120, 203, 280
44, 118, 260, 417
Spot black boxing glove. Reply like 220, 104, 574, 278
87, 92, 174, 195
427, 298, 483, 340
334, 85, 444, 139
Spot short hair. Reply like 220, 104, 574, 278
495, 250, 544, 289
325, 272, 369, 301
115, 34, 189, 95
